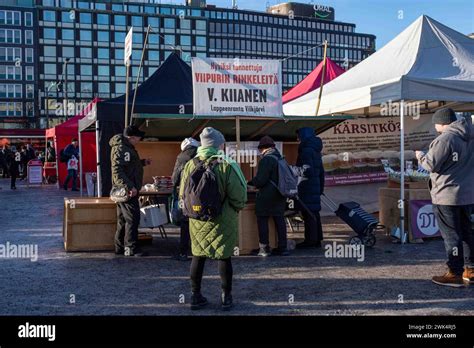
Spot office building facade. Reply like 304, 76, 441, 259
1, 0, 376, 129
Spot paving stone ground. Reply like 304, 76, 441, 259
0, 178, 473, 316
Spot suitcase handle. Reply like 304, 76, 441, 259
321, 193, 339, 212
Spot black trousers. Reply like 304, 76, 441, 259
2, 164, 8, 178
257, 215, 287, 249
433, 204, 474, 275
115, 196, 140, 253
190, 256, 233, 295
301, 209, 323, 243
10, 171, 17, 188
179, 219, 191, 255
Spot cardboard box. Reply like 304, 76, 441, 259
63, 198, 117, 252
238, 203, 278, 255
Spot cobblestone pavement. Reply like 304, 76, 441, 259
0, 178, 473, 316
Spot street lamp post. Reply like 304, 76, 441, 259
63, 58, 71, 120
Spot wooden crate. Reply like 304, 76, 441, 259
63, 197, 117, 252
238, 203, 277, 255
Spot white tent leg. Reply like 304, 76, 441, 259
95, 120, 102, 198
400, 100, 406, 243
79, 130, 83, 197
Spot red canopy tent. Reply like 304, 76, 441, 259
282, 57, 345, 104
45, 98, 99, 187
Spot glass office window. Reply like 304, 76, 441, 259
196, 36, 206, 47
133, 33, 143, 43
164, 18, 175, 29
44, 63, 56, 74
115, 49, 124, 60
80, 47, 92, 58
149, 33, 159, 44
95, 3, 106, 10
25, 30, 33, 45
180, 35, 191, 46
25, 66, 33, 81
44, 28, 56, 39
97, 14, 109, 25
97, 31, 109, 42
114, 32, 126, 42
98, 66, 109, 76
144, 6, 155, 14
62, 29, 74, 40
25, 48, 33, 63
43, 10, 55, 22
115, 15, 126, 26
25, 12, 33, 26
98, 48, 109, 59
112, 4, 123, 11
196, 20, 206, 30
115, 66, 126, 76
42, 0, 54, 6
62, 46, 74, 58
26, 84, 34, 98
148, 17, 159, 28
164, 34, 175, 46
81, 82, 93, 93
61, 11, 74, 23
80, 12, 92, 24
131, 16, 142, 27
98, 83, 110, 93
115, 83, 126, 94
80, 30, 92, 41
80, 65, 92, 75
77, 1, 89, 9
180, 19, 191, 30
129, 5, 140, 13
148, 50, 159, 61
160, 7, 172, 15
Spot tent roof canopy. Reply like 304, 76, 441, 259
132, 114, 353, 141
284, 15, 474, 116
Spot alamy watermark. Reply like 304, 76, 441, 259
0, 242, 38, 262
324, 242, 365, 262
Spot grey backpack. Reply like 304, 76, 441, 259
267, 155, 298, 198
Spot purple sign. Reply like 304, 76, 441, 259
410, 200, 441, 239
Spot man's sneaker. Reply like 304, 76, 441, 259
295, 241, 321, 249
432, 271, 465, 288
124, 248, 148, 257
221, 293, 233, 311
190, 293, 208, 310
272, 247, 290, 256
257, 246, 271, 257
463, 268, 474, 284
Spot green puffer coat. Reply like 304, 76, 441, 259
110, 134, 144, 192
179, 147, 247, 260
249, 148, 286, 217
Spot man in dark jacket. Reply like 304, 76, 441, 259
111, 125, 151, 257
63, 138, 80, 191
171, 137, 200, 261
295, 127, 325, 249
0, 145, 8, 178
6, 145, 19, 189
248, 136, 289, 256
416, 108, 474, 287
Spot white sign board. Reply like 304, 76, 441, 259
192, 57, 283, 117
28, 165, 43, 185
124, 27, 133, 66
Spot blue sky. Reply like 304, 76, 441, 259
201, 0, 474, 49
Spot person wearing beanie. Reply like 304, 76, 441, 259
171, 137, 201, 261
179, 127, 247, 311
248, 136, 289, 257
416, 108, 474, 287
110, 125, 151, 257
63, 137, 80, 191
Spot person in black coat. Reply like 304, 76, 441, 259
0, 145, 7, 178
295, 127, 325, 249
248, 136, 288, 256
171, 137, 200, 261
6, 145, 20, 189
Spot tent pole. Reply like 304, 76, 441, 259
400, 100, 406, 243
95, 120, 102, 197
315, 40, 328, 116
236, 116, 241, 165
54, 136, 59, 189
79, 130, 83, 197
124, 62, 130, 128
130, 25, 151, 127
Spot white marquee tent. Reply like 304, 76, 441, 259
284, 15, 474, 242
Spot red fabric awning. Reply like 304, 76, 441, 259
282, 58, 345, 104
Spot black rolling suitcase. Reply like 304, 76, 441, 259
321, 193, 382, 247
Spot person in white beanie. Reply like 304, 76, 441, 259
171, 137, 200, 261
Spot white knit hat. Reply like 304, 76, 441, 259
180, 137, 200, 151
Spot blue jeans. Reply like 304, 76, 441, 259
432, 204, 474, 275
64, 169, 77, 190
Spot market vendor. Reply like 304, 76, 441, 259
416, 108, 474, 288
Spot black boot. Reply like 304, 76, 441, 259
191, 292, 208, 310
221, 292, 233, 311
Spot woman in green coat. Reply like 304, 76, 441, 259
248, 136, 289, 257
179, 127, 247, 311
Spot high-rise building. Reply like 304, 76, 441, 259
1, 0, 376, 129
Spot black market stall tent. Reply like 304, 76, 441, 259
79, 52, 352, 197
